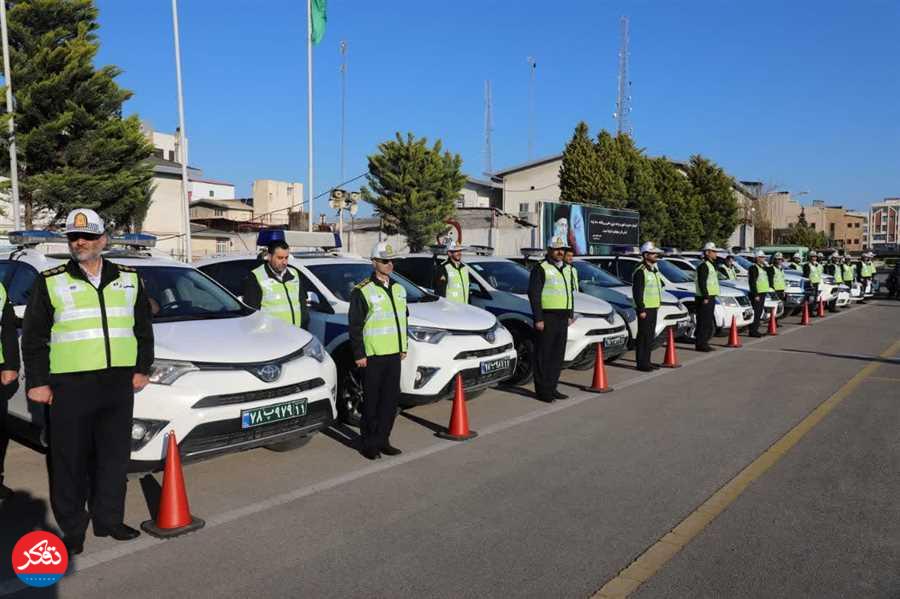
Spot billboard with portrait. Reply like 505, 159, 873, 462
543, 202, 640, 255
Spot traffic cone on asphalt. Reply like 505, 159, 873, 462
726, 315, 742, 348
436, 374, 478, 441
817, 299, 825, 317
800, 301, 810, 325
141, 431, 205, 538
767, 307, 778, 335
586, 342, 613, 393
662, 327, 681, 368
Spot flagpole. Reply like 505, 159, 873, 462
306, 0, 314, 232
171, 0, 191, 261
0, 0, 21, 230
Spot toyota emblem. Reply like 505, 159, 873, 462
254, 364, 282, 383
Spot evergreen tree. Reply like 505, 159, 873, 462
361, 132, 465, 252
0, 0, 153, 229
781, 210, 828, 247
684, 155, 738, 246
593, 130, 627, 208
615, 135, 666, 239
559, 122, 604, 204
649, 157, 703, 248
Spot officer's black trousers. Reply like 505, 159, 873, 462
534, 311, 568, 401
750, 296, 766, 335
48, 368, 133, 537
0, 387, 10, 483
810, 284, 819, 314
695, 299, 716, 349
635, 308, 657, 370
361, 354, 401, 452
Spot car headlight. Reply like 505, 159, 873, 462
131, 418, 169, 451
148, 359, 198, 385
407, 325, 448, 344
719, 296, 739, 307
300, 336, 326, 362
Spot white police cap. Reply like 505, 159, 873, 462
65, 209, 105, 235
702, 242, 717, 251
370, 241, 402, 260
547, 236, 569, 249
640, 241, 663, 254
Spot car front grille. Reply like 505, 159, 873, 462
180, 399, 333, 457
454, 343, 513, 360
192, 378, 326, 408
585, 324, 627, 336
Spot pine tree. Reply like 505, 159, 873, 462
0, 0, 153, 229
559, 122, 605, 205
684, 155, 738, 246
361, 132, 466, 252
649, 158, 702, 248
594, 130, 627, 208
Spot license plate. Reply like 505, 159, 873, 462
241, 399, 307, 429
480, 358, 511, 375
604, 335, 626, 348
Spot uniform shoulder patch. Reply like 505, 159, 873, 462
353, 279, 371, 291
42, 265, 66, 277
117, 264, 136, 273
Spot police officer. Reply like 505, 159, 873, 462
747, 250, 770, 337
348, 242, 407, 460
787, 253, 803, 271
528, 236, 574, 402
242, 239, 308, 329
0, 280, 21, 502
719, 254, 738, 281
803, 251, 823, 313
433, 241, 470, 304
825, 252, 843, 284
768, 252, 787, 302
22, 209, 154, 554
841, 255, 856, 290
564, 247, 580, 294
632, 242, 664, 371
694, 242, 719, 352
858, 252, 875, 301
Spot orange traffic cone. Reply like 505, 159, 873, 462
767, 307, 778, 335
141, 431, 205, 538
800, 301, 810, 325
726, 315, 742, 348
586, 342, 613, 393
436, 374, 477, 441
662, 326, 681, 368
817, 299, 825, 317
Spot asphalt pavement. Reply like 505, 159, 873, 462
1, 301, 898, 599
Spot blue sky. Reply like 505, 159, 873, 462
95, 0, 900, 216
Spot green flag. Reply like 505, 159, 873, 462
311, 0, 327, 45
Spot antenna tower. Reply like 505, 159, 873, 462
614, 16, 632, 136
484, 80, 494, 175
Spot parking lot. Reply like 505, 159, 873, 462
2, 301, 898, 598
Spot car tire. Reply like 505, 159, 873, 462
506, 332, 535, 386
264, 434, 313, 452
337, 354, 364, 427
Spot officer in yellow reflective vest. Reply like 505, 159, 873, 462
242, 239, 308, 329
825, 252, 844, 285
858, 252, 875, 302
841, 256, 856, 288
632, 242, 664, 371
348, 242, 408, 460
694, 242, 720, 352
0, 280, 21, 502
767, 252, 787, 302
527, 236, 574, 402
433, 241, 470, 304
22, 209, 154, 555
747, 250, 770, 337
718, 254, 738, 281
803, 252, 824, 314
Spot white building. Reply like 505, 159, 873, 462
189, 178, 235, 202
252, 179, 303, 226
869, 198, 900, 252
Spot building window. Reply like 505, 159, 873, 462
456, 194, 465, 208
518, 203, 530, 213
168, 150, 175, 162
214, 208, 224, 217
216, 239, 228, 254
209, 190, 215, 198
854, 239, 859, 245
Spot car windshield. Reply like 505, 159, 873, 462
136, 266, 251, 322
656, 259, 694, 283
733, 255, 754, 269
306, 263, 434, 303
573, 261, 625, 287
469, 260, 531, 294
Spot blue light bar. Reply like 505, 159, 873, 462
8, 230, 66, 246
110, 233, 157, 248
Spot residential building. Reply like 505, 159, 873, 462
140, 121, 187, 164
189, 178, 235, 202
458, 177, 502, 209
190, 198, 253, 222
252, 179, 303, 226
869, 198, 900, 252
839, 211, 866, 253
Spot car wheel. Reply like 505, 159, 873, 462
337, 358, 364, 427
506, 332, 534, 386
264, 434, 313, 452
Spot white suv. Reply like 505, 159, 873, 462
3, 236, 337, 472
196, 254, 517, 425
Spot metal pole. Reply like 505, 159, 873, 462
171, 0, 191, 262
1, 0, 20, 230
306, 0, 314, 232
339, 40, 347, 250
527, 56, 536, 160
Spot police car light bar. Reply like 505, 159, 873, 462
520, 247, 544, 259
8, 230, 66, 247
256, 229, 340, 250
109, 233, 157, 248
469, 245, 494, 256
